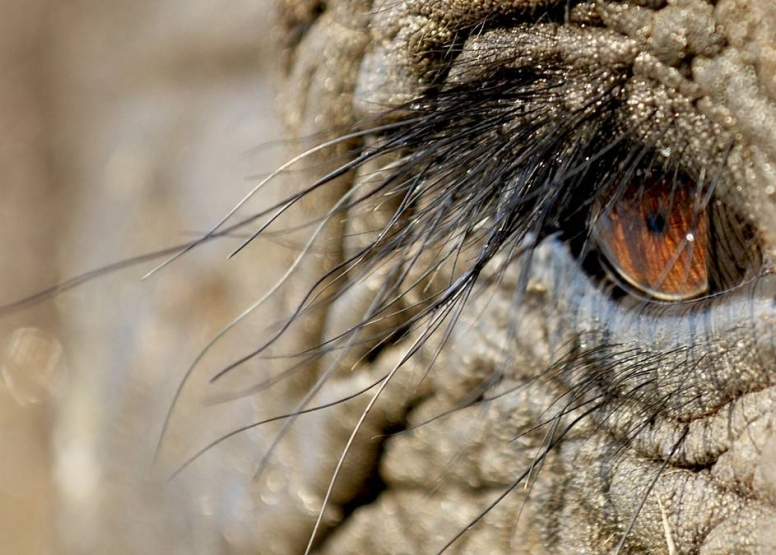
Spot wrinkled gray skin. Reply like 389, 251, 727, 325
256, 0, 776, 553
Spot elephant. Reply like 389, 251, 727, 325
257, 0, 776, 553
4, 1, 775, 554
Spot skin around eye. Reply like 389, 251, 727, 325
592, 179, 709, 301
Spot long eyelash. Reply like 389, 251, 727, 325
157, 61, 621, 413
1, 39, 717, 554
140, 41, 731, 553
150, 51, 668, 551
252, 66, 622, 350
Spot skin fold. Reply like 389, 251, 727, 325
261, 0, 776, 553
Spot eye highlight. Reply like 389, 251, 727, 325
592, 171, 710, 301
582, 160, 764, 303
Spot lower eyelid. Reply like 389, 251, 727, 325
539, 236, 776, 419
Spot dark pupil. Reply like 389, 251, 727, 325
645, 210, 667, 234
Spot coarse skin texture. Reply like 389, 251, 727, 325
258, 0, 776, 553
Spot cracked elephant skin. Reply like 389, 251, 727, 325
248, 0, 776, 554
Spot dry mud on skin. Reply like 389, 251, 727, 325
4, 0, 776, 554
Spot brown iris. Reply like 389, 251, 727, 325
592, 179, 709, 301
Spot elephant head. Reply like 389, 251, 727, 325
254, 1, 776, 553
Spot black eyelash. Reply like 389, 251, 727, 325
146, 44, 744, 553
1, 9, 768, 554
177, 52, 658, 551
11, 32, 742, 554
245, 60, 629, 365
5, 40, 738, 554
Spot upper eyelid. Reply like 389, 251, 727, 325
283, 9, 757, 357
357, 23, 766, 305
356, 17, 746, 242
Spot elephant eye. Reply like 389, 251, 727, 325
587, 166, 761, 302
591, 170, 709, 301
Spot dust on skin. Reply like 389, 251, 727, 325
264, 1, 776, 553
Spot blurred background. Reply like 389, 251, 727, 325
0, 1, 290, 553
